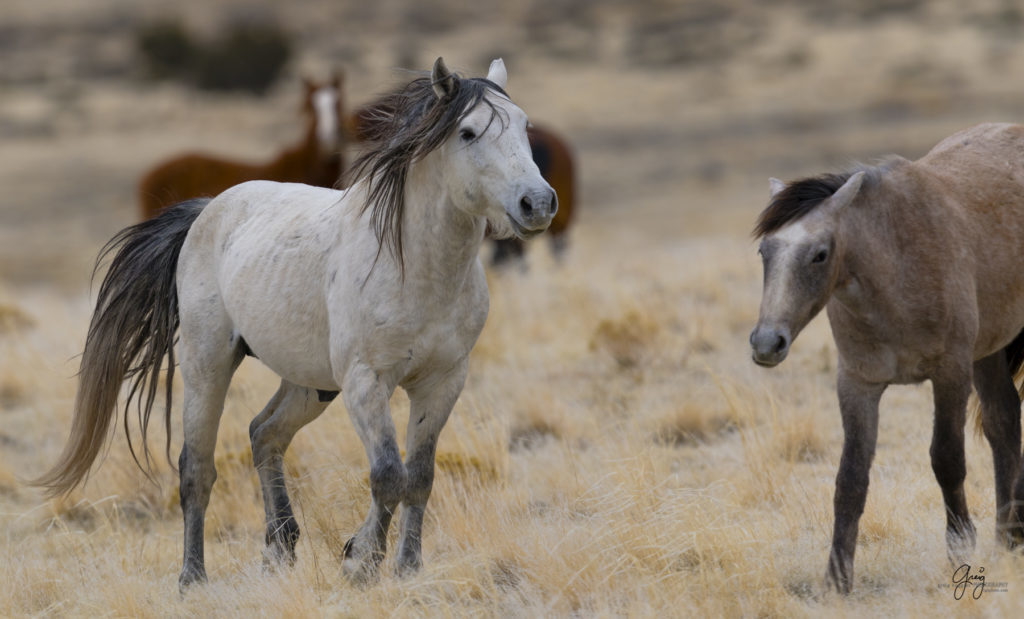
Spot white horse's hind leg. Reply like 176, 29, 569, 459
340, 364, 406, 584
396, 362, 468, 575
176, 310, 243, 590
249, 381, 332, 565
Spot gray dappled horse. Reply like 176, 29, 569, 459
34, 58, 555, 590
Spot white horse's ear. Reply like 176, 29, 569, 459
486, 58, 507, 89
825, 171, 865, 216
769, 177, 786, 198
432, 57, 456, 99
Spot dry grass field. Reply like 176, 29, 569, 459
5, 0, 1024, 615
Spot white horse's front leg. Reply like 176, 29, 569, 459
340, 364, 406, 584
396, 361, 468, 576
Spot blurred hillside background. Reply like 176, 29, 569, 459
5, 0, 1024, 615
5, 0, 1024, 285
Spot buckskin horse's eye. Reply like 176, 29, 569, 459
459, 128, 476, 142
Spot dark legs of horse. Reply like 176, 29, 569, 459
396, 365, 466, 575
973, 351, 1024, 546
491, 238, 525, 267
177, 339, 242, 591
249, 382, 331, 566
548, 232, 569, 262
340, 365, 406, 584
930, 368, 977, 562
826, 372, 884, 594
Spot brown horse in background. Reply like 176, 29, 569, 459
347, 101, 576, 265
138, 74, 346, 220
750, 123, 1024, 594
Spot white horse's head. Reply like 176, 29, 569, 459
349, 58, 557, 267
431, 57, 556, 239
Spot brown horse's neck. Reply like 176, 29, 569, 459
267, 120, 343, 188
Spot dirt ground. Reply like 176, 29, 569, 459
4, 0, 1024, 616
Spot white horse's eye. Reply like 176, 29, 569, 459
459, 128, 476, 142
812, 249, 828, 264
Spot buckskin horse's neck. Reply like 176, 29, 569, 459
269, 122, 339, 186
831, 162, 922, 323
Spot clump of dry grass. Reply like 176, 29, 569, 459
0, 301, 35, 334
589, 309, 661, 369
651, 400, 735, 446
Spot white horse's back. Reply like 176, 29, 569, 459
178, 180, 357, 390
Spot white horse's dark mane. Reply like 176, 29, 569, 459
348, 73, 510, 272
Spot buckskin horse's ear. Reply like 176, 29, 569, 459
486, 58, 507, 89
769, 177, 786, 198
825, 171, 865, 217
432, 57, 455, 99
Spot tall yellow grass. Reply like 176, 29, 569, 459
2, 226, 1021, 617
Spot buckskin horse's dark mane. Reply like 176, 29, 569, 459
753, 172, 854, 238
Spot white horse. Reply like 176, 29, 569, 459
33, 58, 556, 589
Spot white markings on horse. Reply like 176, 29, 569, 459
312, 86, 340, 150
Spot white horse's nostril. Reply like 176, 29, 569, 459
520, 195, 533, 213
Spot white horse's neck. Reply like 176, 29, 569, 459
398, 152, 486, 291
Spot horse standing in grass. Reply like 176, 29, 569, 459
138, 73, 346, 220
34, 58, 555, 589
349, 103, 576, 265
750, 123, 1024, 594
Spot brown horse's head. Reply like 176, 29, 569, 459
750, 171, 864, 367
302, 71, 344, 152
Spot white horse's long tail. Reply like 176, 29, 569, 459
32, 198, 209, 497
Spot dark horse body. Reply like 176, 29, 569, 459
138, 75, 345, 220
348, 104, 575, 265
751, 123, 1024, 593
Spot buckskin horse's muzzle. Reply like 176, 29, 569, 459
750, 323, 791, 367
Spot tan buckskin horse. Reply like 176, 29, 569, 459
138, 74, 345, 220
750, 123, 1024, 594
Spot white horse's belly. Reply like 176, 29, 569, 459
248, 346, 337, 391
221, 259, 340, 389
211, 181, 348, 390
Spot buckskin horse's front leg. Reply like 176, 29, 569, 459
931, 364, 977, 562
972, 351, 1024, 547
340, 364, 406, 585
826, 370, 885, 594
